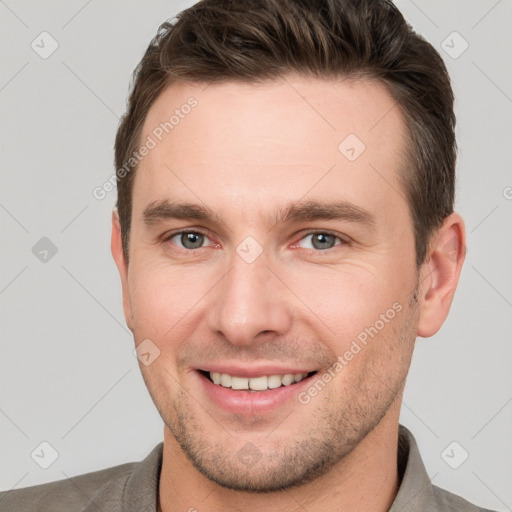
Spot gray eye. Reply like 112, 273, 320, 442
176, 232, 206, 249
312, 233, 337, 250
298, 233, 341, 250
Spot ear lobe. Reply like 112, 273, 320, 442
111, 209, 134, 332
416, 213, 466, 338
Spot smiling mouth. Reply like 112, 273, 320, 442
198, 370, 318, 391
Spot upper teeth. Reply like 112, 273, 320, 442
209, 372, 308, 390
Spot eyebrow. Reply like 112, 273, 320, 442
142, 199, 376, 230
143, 200, 219, 226
271, 200, 376, 229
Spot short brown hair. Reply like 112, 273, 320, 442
115, 0, 456, 267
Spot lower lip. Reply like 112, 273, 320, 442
196, 371, 315, 415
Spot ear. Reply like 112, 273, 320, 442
416, 212, 466, 338
111, 209, 134, 332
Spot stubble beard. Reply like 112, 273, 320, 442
155, 292, 420, 493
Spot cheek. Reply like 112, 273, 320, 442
288, 262, 416, 391
287, 262, 410, 346
327, 301, 414, 400
127, 261, 214, 339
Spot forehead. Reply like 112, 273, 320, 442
133, 76, 408, 221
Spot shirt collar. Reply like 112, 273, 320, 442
122, 442, 163, 512
389, 424, 439, 511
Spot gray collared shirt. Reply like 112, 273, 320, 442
0, 425, 496, 511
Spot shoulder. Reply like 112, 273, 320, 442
0, 460, 136, 512
395, 426, 498, 512
433, 484, 498, 512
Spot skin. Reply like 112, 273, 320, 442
111, 75, 466, 512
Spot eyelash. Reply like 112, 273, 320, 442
163, 229, 218, 250
295, 230, 347, 250
163, 229, 347, 252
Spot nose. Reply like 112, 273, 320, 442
206, 250, 293, 347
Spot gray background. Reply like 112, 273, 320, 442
1, 0, 511, 510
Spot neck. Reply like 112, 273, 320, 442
158, 408, 401, 512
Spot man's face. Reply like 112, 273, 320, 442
114, 76, 422, 491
